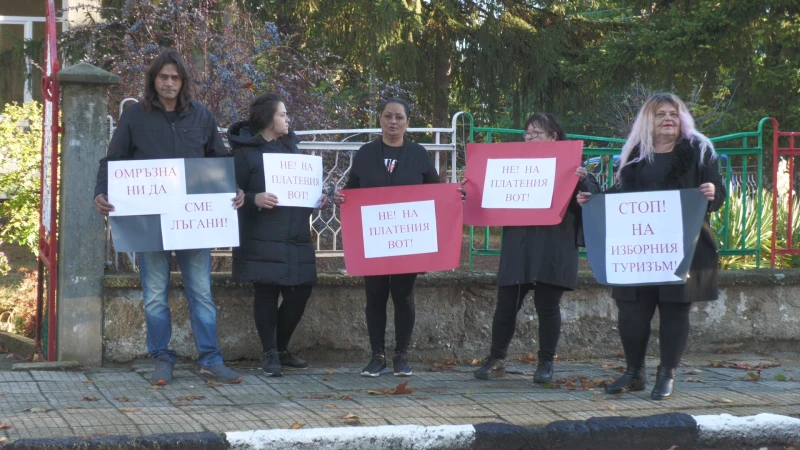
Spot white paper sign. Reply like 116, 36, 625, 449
108, 159, 186, 216
262, 153, 323, 208
159, 193, 239, 250
361, 200, 438, 258
481, 158, 557, 209
605, 191, 685, 284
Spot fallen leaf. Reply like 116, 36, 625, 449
708, 362, 724, 368
26, 408, 52, 413
0, 423, 11, 430
713, 398, 733, 404
83, 380, 95, 384
305, 394, 334, 400
65, 406, 83, 410
115, 397, 135, 402
323, 370, 336, 375
606, 405, 617, 412
323, 404, 338, 409
205, 381, 224, 388
342, 413, 361, 420
682, 370, 702, 375
337, 394, 353, 400
601, 362, 625, 372
83, 396, 100, 402
730, 363, 752, 370
171, 401, 191, 407
518, 353, 537, 363
469, 359, 483, 367
322, 377, 331, 381
464, 391, 474, 395
283, 395, 293, 399
745, 370, 761, 382
289, 422, 304, 429
775, 374, 788, 382
685, 378, 704, 383
415, 396, 430, 400
148, 385, 161, 390
32, 353, 43, 362
177, 395, 206, 401
120, 408, 140, 413
392, 381, 415, 395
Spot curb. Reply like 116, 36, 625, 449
2, 413, 798, 449
2, 432, 227, 450
225, 413, 800, 450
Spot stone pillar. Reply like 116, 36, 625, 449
56, 63, 119, 365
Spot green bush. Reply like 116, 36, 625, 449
0, 101, 43, 259
713, 189, 800, 269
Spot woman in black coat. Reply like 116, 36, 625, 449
333, 98, 440, 378
230, 93, 327, 377
474, 113, 600, 384
578, 93, 725, 400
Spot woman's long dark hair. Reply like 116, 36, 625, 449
248, 93, 285, 132
142, 50, 192, 112
524, 113, 567, 141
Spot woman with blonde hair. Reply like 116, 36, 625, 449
578, 93, 725, 400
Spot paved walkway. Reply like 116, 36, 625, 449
0, 352, 798, 443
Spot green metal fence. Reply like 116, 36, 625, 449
464, 113, 768, 270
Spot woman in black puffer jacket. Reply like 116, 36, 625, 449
229, 93, 327, 378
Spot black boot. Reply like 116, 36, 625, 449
605, 366, 646, 394
651, 366, 675, 400
533, 360, 554, 384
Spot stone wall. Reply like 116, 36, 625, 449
103, 270, 800, 364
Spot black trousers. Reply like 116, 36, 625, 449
490, 283, 564, 361
615, 286, 692, 369
364, 273, 417, 355
253, 283, 312, 353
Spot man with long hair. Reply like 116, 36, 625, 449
94, 50, 245, 386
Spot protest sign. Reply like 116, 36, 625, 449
464, 141, 583, 226
108, 159, 185, 216
582, 189, 708, 286
108, 158, 239, 252
263, 153, 323, 208
340, 183, 462, 276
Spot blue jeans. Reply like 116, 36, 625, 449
138, 249, 223, 367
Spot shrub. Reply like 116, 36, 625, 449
0, 101, 43, 256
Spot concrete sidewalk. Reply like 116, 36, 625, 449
0, 352, 798, 447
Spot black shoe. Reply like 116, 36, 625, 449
361, 353, 388, 377
651, 366, 675, 400
279, 350, 309, 370
474, 357, 506, 381
533, 360, 554, 384
261, 349, 283, 377
392, 352, 413, 377
605, 365, 646, 394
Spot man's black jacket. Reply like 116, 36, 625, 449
95, 100, 228, 198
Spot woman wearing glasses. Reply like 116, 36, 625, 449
474, 113, 600, 384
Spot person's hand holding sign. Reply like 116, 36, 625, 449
575, 166, 588, 181
699, 182, 715, 201
255, 192, 279, 209
232, 189, 245, 209
333, 191, 345, 204
576, 191, 592, 206
316, 194, 329, 209
94, 194, 115, 215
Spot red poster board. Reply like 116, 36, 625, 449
463, 141, 583, 226
340, 183, 463, 276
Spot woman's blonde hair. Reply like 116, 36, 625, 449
616, 93, 715, 184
